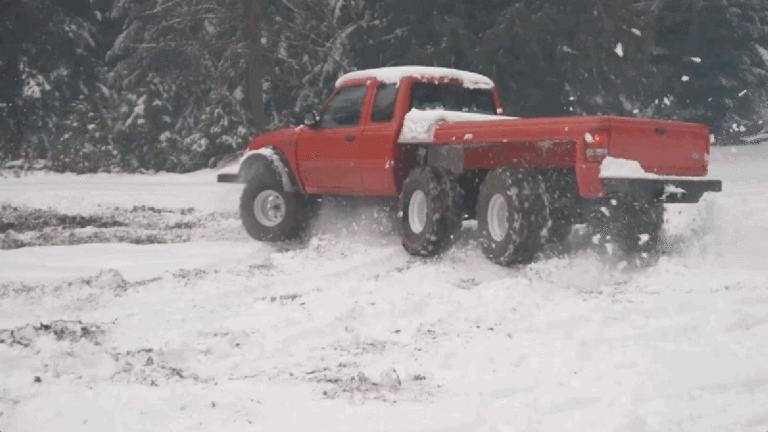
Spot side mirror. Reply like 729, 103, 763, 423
304, 111, 319, 127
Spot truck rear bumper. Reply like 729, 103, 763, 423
601, 178, 722, 203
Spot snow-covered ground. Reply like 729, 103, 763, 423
1, 145, 768, 432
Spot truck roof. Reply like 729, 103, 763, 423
335, 66, 495, 90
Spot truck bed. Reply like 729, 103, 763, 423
421, 115, 710, 176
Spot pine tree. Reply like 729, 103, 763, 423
50, 96, 117, 173
105, 0, 248, 170
259, 0, 370, 124
4, 0, 768, 171
655, 0, 768, 140
352, 0, 497, 71
187, 87, 254, 169
471, 1, 664, 118
112, 73, 179, 171
0, 0, 110, 161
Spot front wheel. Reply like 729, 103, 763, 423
240, 176, 317, 242
476, 168, 551, 266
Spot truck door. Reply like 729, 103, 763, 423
357, 82, 400, 196
297, 84, 367, 194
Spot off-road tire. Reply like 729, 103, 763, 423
542, 169, 577, 245
399, 166, 463, 257
587, 195, 664, 256
547, 202, 575, 245
239, 157, 317, 242
476, 168, 551, 266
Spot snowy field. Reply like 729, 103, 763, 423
1, 144, 768, 431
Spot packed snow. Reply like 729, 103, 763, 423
599, 157, 659, 178
742, 131, 768, 146
336, 66, 495, 89
398, 108, 511, 143
0, 169, 240, 214
599, 156, 714, 181
1, 143, 768, 431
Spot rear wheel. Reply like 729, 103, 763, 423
547, 206, 575, 245
542, 169, 577, 245
399, 166, 463, 257
476, 168, 551, 266
587, 195, 664, 256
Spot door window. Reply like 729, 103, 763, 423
319, 85, 367, 128
370, 83, 398, 122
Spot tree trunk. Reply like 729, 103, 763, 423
244, 0, 268, 132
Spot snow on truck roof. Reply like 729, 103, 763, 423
335, 66, 495, 89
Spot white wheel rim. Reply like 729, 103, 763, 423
488, 194, 508, 242
253, 190, 286, 227
408, 190, 428, 234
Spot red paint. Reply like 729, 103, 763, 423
357, 121, 399, 195
575, 163, 605, 197
607, 117, 709, 176
461, 141, 576, 169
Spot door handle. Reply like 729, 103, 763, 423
345, 135, 355, 142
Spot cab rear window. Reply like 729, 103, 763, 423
410, 82, 495, 115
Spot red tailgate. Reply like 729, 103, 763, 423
607, 117, 710, 176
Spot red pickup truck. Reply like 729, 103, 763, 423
219, 66, 721, 265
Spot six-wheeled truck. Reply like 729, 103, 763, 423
218, 66, 722, 265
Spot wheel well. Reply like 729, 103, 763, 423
239, 147, 299, 193
539, 168, 578, 223
394, 144, 427, 194
396, 146, 579, 223
457, 169, 489, 220
457, 168, 577, 221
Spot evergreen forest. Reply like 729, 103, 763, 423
1, 0, 767, 172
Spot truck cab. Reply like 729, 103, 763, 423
294, 68, 503, 197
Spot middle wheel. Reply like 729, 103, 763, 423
399, 166, 463, 257
476, 168, 551, 266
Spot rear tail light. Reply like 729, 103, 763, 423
584, 129, 610, 163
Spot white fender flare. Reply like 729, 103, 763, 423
238, 147, 296, 192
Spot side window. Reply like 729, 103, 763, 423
319, 85, 367, 128
370, 83, 398, 122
